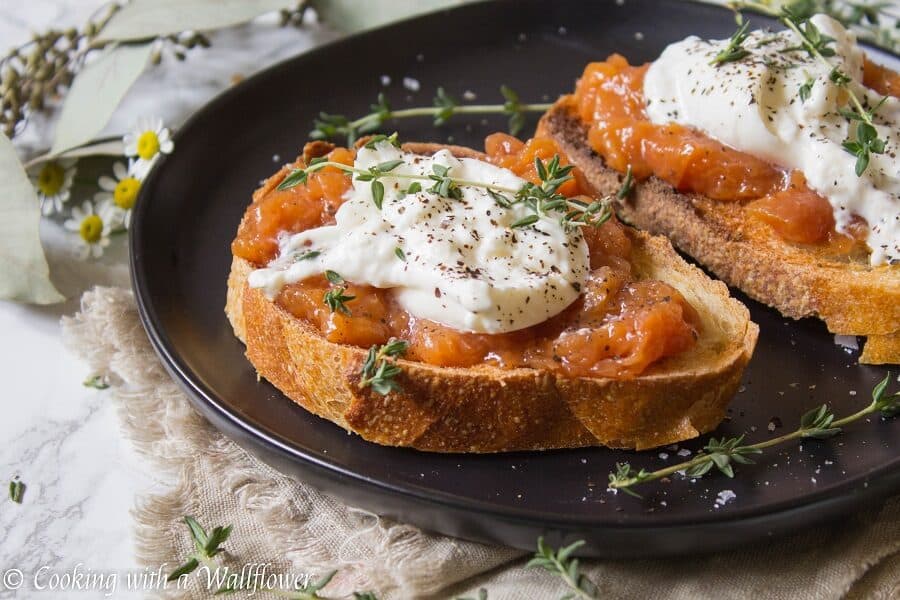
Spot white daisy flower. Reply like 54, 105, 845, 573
123, 116, 173, 178
64, 200, 114, 260
95, 161, 142, 229
30, 158, 77, 216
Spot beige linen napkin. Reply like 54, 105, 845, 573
62, 287, 900, 599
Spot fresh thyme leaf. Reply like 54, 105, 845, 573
501, 85, 526, 136
359, 339, 408, 395
829, 67, 851, 85
711, 19, 752, 65
185, 515, 209, 550
616, 165, 634, 200
83, 374, 109, 389
278, 168, 309, 191
781, 18, 837, 56
376, 159, 404, 173
405, 181, 422, 195
310, 112, 352, 142
394, 247, 406, 261
799, 75, 815, 102
427, 164, 463, 199
873, 373, 900, 417
691, 435, 763, 478
488, 188, 513, 208
364, 132, 400, 150
168, 516, 233, 582
353, 593, 380, 600
511, 214, 540, 229
324, 286, 355, 315
8, 479, 25, 504
607, 462, 649, 498
167, 558, 199, 582
306, 571, 337, 595
526, 537, 599, 599
371, 180, 385, 209
204, 525, 233, 557
433, 87, 458, 126
295, 250, 321, 262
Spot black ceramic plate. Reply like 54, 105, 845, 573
131, 0, 900, 558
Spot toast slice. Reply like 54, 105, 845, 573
226, 142, 758, 452
540, 102, 900, 364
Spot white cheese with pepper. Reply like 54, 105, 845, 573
248, 142, 589, 333
644, 14, 899, 265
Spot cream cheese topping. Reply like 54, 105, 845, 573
247, 143, 590, 333
644, 14, 899, 265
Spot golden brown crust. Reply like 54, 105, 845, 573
861, 332, 900, 365
539, 102, 900, 364
226, 139, 758, 452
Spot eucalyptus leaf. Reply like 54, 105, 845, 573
96, 0, 297, 42
50, 43, 154, 156
310, 0, 472, 33
0, 135, 64, 304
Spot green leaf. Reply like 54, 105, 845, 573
184, 516, 209, 549
278, 168, 309, 190
376, 159, 404, 173
8, 480, 25, 504
50, 43, 154, 156
204, 525, 233, 556
310, 0, 471, 33
325, 270, 344, 284
371, 180, 385, 209
511, 214, 539, 229
167, 558, 199, 581
96, 0, 297, 42
0, 134, 64, 304
26, 138, 126, 168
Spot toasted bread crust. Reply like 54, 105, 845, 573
540, 102, 900, 363
226, 141, 758, 451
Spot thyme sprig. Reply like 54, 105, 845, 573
277, 149, 630, 233
731, 1, 888, 176
527, 538, 599, 600
608, 373, 900, 497
323, 271, 355, 317
359, 339, 409, 395
711, 18, 753, 65
167, 516, 233, 584
310, 87, 552, 144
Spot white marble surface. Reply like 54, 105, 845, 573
0, 3, 337, 597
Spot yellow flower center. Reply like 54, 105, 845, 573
136, 131, 160, 160
113, 177, 141, 210
37, 162, 65, 197
79, 215, 104, 244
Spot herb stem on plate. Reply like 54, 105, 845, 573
608, 373, 900, 497
311, 86, 552, 144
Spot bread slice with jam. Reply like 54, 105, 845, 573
540, 46, 899, 365
226, 137, 757, 452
